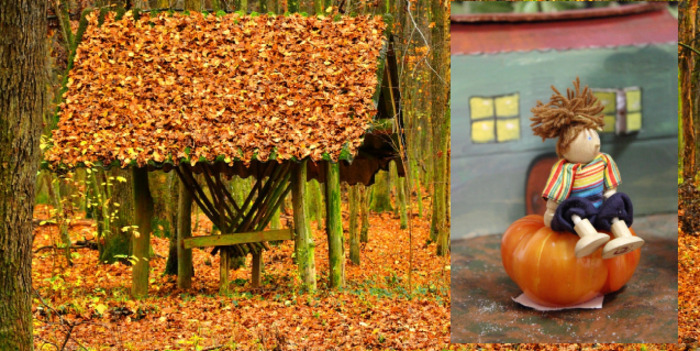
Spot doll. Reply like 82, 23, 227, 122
530, 78, 644, 259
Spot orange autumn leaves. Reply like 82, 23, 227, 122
46, 11, 387, 169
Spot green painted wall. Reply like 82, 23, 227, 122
451, 44, 678, 238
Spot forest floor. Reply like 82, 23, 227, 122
31, 199, 451, 350
679, 206, 700, 346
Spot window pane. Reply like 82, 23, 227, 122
626, 88, 642, 112
627, 112, 642, 132
495, 93, 519, 118
496, 118, 520, 142
472, 120, 495, 143
593, 91, 617, 115
470, 97, 494, 120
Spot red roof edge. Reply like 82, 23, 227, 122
451, 2, 668, 24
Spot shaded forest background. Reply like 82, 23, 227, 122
41, 0, 450, 269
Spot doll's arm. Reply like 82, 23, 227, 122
544, 198, 558, 228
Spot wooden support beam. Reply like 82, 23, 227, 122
220, 248, 230, 295
183, 229, 293, 249
251, 251, 262, 288
292, 160, 317, 292
131, 167, 153, 298
325, 161, 345, 289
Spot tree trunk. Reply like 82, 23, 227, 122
46, 174, 72, 265
325, 162, 344, 288
681, 1, 697, 181
185, 0, 202, 11
132, 168, 154, 298
359, 184, 369, 243
100, 168, 134, 264
160, 172, 179, 276
370, 170, 393, 213
430, 0, 449, 256
292, 160, 317, 291
0, 0, 46, 348
177, 175, 194, 289
390, 161, 408, 229
349, 185, 360, 265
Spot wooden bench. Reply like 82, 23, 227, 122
183, 228, 294, 293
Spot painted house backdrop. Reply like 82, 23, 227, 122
451, 3, 678, 238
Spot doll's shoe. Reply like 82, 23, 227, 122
601, 236, 644, 259
574, 233, 610, 258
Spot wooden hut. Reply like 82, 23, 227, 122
45, 9, 401, 296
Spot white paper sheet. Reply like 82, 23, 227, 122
512, 293, 604, 311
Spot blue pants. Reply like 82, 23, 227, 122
551, 192, 633, 233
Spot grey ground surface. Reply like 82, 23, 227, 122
451, 213, 678, 343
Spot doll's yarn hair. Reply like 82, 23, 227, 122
530, 77, 605, 157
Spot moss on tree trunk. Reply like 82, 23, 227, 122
325, 162, 345, 289
0, 0, 46, 347
370, 170, 393, 213
349, 184, 360, 265
293, 160, 317, 291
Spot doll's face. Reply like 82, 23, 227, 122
562, 128, 600, 164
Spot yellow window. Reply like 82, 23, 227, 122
627, 112, 642, 132
593, 91, 617, 115
472, 120, 495, 143
496, 118, 520, 142
470, 97, 494, 120
495, 93, 519, 117
626, 89, 641, 112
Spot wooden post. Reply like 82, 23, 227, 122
177, 176, 193, 289
349, 184, 360, 265
132, 167, 153, 298
219, 248, 230, 294
325, 161, 345, 289
292, 160, 317, 291
251, 251, 262, 288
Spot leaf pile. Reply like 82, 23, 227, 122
31, 196, 450, 349
45, 11, 386, 168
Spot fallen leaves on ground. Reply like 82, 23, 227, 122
46, 11, 386, 168
31, 197, 450, 350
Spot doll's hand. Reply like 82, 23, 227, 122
544, 199, 558, 228
604, 187, 617, 199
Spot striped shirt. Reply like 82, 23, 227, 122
542, 153, 621, 208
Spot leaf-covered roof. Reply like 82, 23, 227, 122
45, 10, 387, 169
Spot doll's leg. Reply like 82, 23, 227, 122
552, 198, 609, 258
602, 218, 644, 258
594, 193, 644, 259
571, 214, 610, 258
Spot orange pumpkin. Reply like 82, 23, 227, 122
501, 214, 641, 307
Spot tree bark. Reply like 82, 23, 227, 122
349, 185, 360, 265
359, 184, 369, 243
293, 160, 317, 291
681, 0, 698, 181
325, 162, 344, 288
430, 0, 449, 256
0, 0, 46, 348
370, 170, 393, 213
185, 0, 203, 11
132, 168, 154, 298
177, 174, 194, 289
100, 168, 134, 264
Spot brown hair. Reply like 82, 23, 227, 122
530, 77, 605, 157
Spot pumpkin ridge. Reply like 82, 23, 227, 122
534, 229, 554, 297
